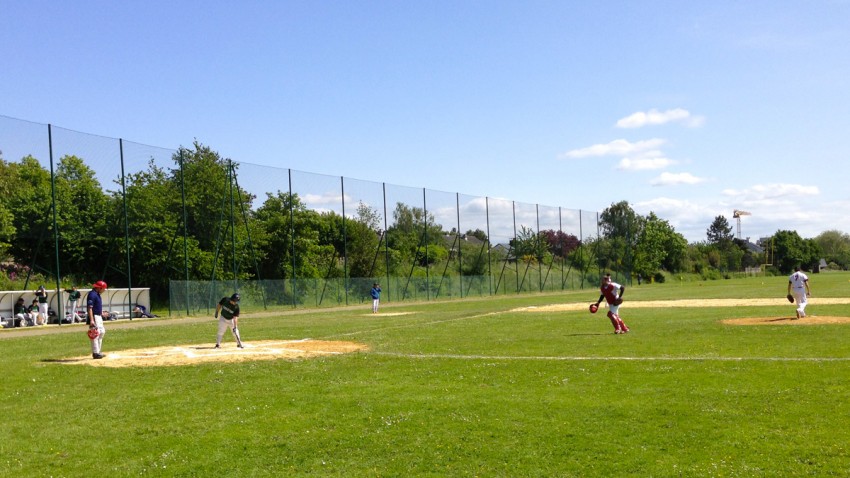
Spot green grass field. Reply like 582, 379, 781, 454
3, 273, 850, 477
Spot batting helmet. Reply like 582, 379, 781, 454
589, 303, 599, 314
93, 280, 108, 290
230, 293, 241, 302
87, 327, 99, 340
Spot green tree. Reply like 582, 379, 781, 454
706, 215, 734, 246
254, 191, 329, 280
598, 201, 642, 274
345, 202, 382, 278
510, 225, 546, 263
120, 160, 207, 295
633, 213, 679, 278
386, 202, 444, 271
173, 142, 257, 281
771, 230, 822, 273
814, 230, 850, 269
5, 156, 54, 277
0, 155, 19, 257
54, 155, 109, 279
465, 228, 488, 242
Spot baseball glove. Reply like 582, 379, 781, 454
786, 294, 794, 303
589, 303, 599, 314
613, 297, 623, 306
87, 327, 99, 340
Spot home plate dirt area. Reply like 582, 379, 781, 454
64, 339, 368, 368
517, 298, 850, 327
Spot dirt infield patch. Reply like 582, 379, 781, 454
517, 298, 850, 327
721, 316, 850, 326
515, 297, 850, 313
57, 339, 368, 368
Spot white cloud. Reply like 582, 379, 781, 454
650, 172, 707, 186
617, 155, 676, 171
616, 108, 705, 129
633, 184, 848, 243
721, 183, 820, 201
560, 138, 666, 159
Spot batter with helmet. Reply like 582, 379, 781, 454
214, 293, 245, 349
591, 273, 630, 334
87, 280, 108, 359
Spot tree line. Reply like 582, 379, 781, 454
1, 142, 848, 305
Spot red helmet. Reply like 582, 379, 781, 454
93, 280, 108, 290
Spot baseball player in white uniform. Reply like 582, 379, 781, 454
787, 267, 811, 319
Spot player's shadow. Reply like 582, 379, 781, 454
42, 357, 89, 364
765, 317, 795, 323
564, 332, 612, 337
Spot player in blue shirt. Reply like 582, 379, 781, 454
370, 283, 382, 313
87, 281, 108, 359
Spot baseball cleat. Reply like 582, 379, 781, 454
92, 353, 105, 359
214, 344, 220, 349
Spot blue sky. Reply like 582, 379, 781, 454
2, 0, 848, 243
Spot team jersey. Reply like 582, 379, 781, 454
600, 281, 622, 304
87, 290, 103, 316
66, 290, 81, 301
789, 271, 809, 290
36, 290, 48, 303
218, 297, 240, 320
370, 287, 381, 299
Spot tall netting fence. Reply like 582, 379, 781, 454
0, 115, 629, 318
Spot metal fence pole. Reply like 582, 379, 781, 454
341, 176, 348, 306
48, 124, 63, 324
119, 139, 132, 317
179, 149, 189, 316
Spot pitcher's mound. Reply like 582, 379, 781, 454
722, 316, 850, 326
63, 339, 368, 367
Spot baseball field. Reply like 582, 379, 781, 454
3, 272, 850, 476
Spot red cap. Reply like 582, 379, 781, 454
93, 280, 108, 290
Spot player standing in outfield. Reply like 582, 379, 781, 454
593, 273, 630, 334
87, 281, 108, 359
215, 293, 244, 349
370, 282, 382, 313
787, 266, 811, 320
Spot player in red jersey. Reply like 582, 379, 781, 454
593, 273, 630, 334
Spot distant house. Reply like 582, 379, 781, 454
442, 233, 486, 259
742, 239, 764, 254
818, 258, 828, 272
490, 243, 514, 261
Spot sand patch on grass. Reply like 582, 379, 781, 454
59, 339, 367, 368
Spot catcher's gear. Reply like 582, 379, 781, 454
589, 303, 599, 314
786, 294, 794, 303
87, 327, 99, 339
